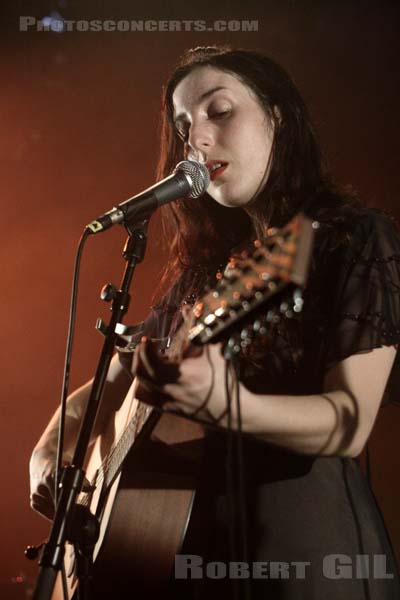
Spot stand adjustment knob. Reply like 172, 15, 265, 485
25, 543, 45, 560
100, 283, 117, 302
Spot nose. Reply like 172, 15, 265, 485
186, 120, 214, 162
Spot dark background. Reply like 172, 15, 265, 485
1, 1, 399, 597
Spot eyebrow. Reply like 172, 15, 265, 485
173, 86, 228, 124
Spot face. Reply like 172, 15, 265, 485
172, 66, 274, 209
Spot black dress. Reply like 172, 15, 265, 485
129, 208, 400, 599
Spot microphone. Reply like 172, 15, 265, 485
86, 160, 210, 234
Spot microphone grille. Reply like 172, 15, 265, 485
174, 160, 210, 198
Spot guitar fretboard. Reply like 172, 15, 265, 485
96, 401, 155, 493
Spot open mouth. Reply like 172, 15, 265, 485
206, 161, 228, 181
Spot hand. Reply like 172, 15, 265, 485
29, 446, 59, 521
135, 339, 233, 426
29, 441, 77, 521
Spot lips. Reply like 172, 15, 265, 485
205, 160, 228, 181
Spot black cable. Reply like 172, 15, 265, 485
342, 459, 372, 600
61, 561, 69, 600
55, 227, 91, 505
232, 355, 251, 600
189, 345, 216, 420
365, 443, 372, 485
225, 357, 239, 600
54, 227, 91, 600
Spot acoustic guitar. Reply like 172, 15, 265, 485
51, 213, 315, 599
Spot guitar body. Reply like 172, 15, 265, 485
89, 415, 204, 597
52, 381, 205, 599
50, 214, 314, 599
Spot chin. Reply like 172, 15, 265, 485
213, 198, 245, 209
209, 190, 251, 209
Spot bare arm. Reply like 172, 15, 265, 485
29, 352, 134, 518
158, 344, 397, 457
234, 345, 396, 456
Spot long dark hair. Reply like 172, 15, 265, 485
157, 45, 360, 295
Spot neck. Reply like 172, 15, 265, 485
243, 198, 269, 240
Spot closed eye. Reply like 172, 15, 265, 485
209, 110, 230, 119
175, 110, 231, 143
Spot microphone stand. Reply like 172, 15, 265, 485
33, 214, 151, 600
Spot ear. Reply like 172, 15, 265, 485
273, 105, 282, 125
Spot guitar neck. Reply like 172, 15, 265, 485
92, 213, 314, 493
92, 327, 193, 494
97, 401, 159, 492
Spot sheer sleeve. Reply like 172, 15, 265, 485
324, 212, 400, 403
117, 266, 200, 359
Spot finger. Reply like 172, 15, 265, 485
32, 503, 54, 521
30, 495, 55, 521
181, 304, 195, 325
163, 401, 194, 417
163, 383, 185, 402
82, 476, 95, 493
36, 482, 56, 503
132, 345, 140, 374
162, 401, 187, 416
182, 343, 204, 359
137, 339, 181, 384
135, 379, 175, 410
137, 341, 157, 380
163, 383, 198, 409
207, 342, 225, 360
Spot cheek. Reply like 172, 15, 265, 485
250, 127, 273, 172
240, 138, 272, 182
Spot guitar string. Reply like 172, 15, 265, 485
79, 286, 294, 506
79, 341, 226, 507
95, 413, 140, 490
80, 317, 191, 500
80, 405, 149, 508
97, 402, 152, 485
79, 401, 153, 508
69, 226, 305, 600
79, 288, 295, 508
77, 223, 305, 507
